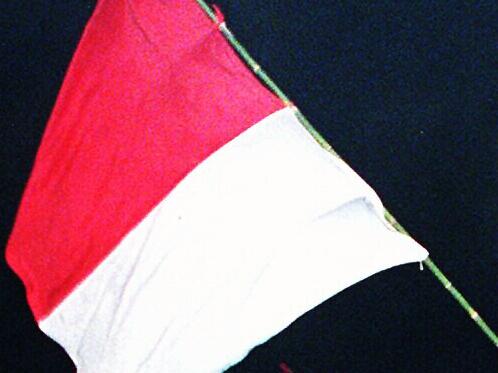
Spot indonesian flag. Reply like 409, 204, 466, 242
6, 1, 428, 372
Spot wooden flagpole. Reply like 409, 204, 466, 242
195, 0, 498, 348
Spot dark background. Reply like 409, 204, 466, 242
1, 1, 496, 372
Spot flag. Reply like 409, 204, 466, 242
6, 1, 428, 371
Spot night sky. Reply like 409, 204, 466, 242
1, 1, 497, 372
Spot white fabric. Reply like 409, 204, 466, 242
40, 108, 428, 372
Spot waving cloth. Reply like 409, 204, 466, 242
6, 1, 428, 371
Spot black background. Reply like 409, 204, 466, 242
1, 1, 497, 372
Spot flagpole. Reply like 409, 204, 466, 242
194, 0, 498, 348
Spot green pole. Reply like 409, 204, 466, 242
195, 0, 498, 348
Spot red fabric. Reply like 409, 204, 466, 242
6, 0, 282, 321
